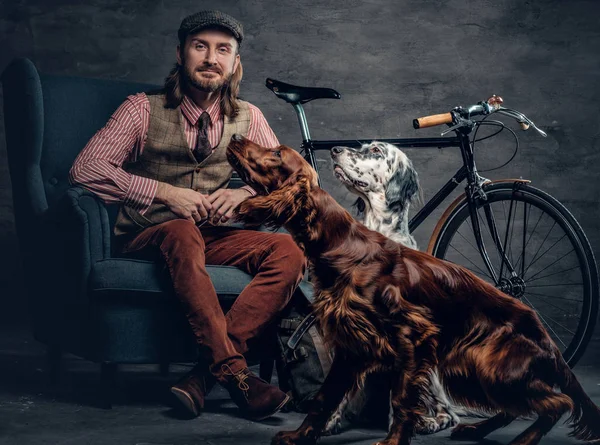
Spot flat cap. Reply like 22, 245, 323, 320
178, 10, 244, 44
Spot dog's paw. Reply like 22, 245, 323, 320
447, 409, 460, 427
272, 430, 316, 445
372, 440, 399, 445
322, 413, 343, 436
415, 409, 460, 435
271, 431, 298, 445
415, 416, 443, 435
450, 424, 484, 441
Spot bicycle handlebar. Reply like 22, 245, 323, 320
412, 95, 547, 137
413, 113, 453, 129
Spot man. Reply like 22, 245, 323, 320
69, 10, 305, 421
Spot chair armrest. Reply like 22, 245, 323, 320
42, 186, 112, 302
63, 186, 112, 262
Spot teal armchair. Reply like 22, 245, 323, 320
2, 58, 307, 407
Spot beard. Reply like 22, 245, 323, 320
182, 62, 233, 93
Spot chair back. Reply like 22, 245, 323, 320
2, 58, 157, 250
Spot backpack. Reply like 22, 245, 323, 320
275, 281, 390, 425
275, 280, 333, 412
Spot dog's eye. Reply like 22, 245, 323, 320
273, 150, 281, 158
370, 146, 381, 154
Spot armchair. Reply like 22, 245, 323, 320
2, 58, 309, 407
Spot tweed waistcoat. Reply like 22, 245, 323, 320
114, 93, 251, 236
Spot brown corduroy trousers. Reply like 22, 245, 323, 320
120, 219, 306, 378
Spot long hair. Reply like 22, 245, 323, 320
163, 44, 243, 119
220, 60, 243, 119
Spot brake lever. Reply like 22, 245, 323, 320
440, 113, 474, 136
497, 108, 547, 137
518, 121, 547, 137
440, 122, 464, 136
526, 120, 547, 137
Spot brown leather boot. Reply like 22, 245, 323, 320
170, 364, 216, 417
218, 364, 290, 421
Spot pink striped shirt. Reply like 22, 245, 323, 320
69, 93, 279, 214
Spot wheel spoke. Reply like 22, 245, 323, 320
526, 263, 580, 284
447, 243, 492, 279
514, 206, 545, 271
521, 201, 528, 277
522, 297, 570, 346
527, 283, 583, 288
454, 228, 483, 257
523, 296, 576, 336
523, 291, 579, 314
524, 290, 583, 303
506, 200, 518, 269
523, 221, 558, 276
524, 233, 568, 278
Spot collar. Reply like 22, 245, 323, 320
181, 94, 222, 126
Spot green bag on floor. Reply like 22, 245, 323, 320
275, 281, 333, 413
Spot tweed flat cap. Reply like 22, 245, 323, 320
178, 10, 244, 44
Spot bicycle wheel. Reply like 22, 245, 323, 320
429, 181, 599, 367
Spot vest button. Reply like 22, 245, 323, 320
195, 167, 201, 173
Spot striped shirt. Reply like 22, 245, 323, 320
69, 93, 279, 214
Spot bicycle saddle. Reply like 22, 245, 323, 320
266, 78, 341, 104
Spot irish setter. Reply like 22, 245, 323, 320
226, 134, 600, 445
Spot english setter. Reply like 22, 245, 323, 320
328, 141, 462, 435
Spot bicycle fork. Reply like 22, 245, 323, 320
467, 181, 525, 286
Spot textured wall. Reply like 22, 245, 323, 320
1, 0, 599, 337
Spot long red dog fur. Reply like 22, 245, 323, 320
226, 135, 600, 445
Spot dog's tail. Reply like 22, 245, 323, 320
557, 354, 600, 441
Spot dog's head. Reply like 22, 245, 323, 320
227, 134, 319, 228
227, 134, 318, 195
330, 141, 419, 213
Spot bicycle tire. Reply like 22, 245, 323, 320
429, 181, 599, 367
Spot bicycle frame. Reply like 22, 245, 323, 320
293, 102, 515, 283
280, 95, 599, 367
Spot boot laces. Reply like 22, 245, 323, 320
221, 364, 250, 392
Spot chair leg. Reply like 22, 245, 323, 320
159, 361, 170, 377
46, 346, 62, 384
259, 359, 274, 383
100, 362, 118, 409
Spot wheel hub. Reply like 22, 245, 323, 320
498, 276, 526, 298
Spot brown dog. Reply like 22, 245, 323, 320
226, 134, 600, 445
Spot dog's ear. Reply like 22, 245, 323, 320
234, 171, 312, 229
352, 197, 366, 218
385, 162, 419, 210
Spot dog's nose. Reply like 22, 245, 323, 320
231, 134, 243, 142
331, 146, 345, 157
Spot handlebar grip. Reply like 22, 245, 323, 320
413, 112, 453, 129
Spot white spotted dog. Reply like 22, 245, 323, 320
325, 141, 465, 436
332, 141, 419, 249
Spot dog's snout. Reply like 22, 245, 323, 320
231, 134, 243, 142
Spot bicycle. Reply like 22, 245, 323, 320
264, 77, 599, 368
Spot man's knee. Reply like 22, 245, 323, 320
270, 233, 306, 275
156, 219, 205, 255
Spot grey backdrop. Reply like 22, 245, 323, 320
1, 0, 599, 355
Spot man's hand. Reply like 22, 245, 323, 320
155, 183, 212, 223
208, 188, 253, 224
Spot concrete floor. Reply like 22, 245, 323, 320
1, 321, 600, 445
